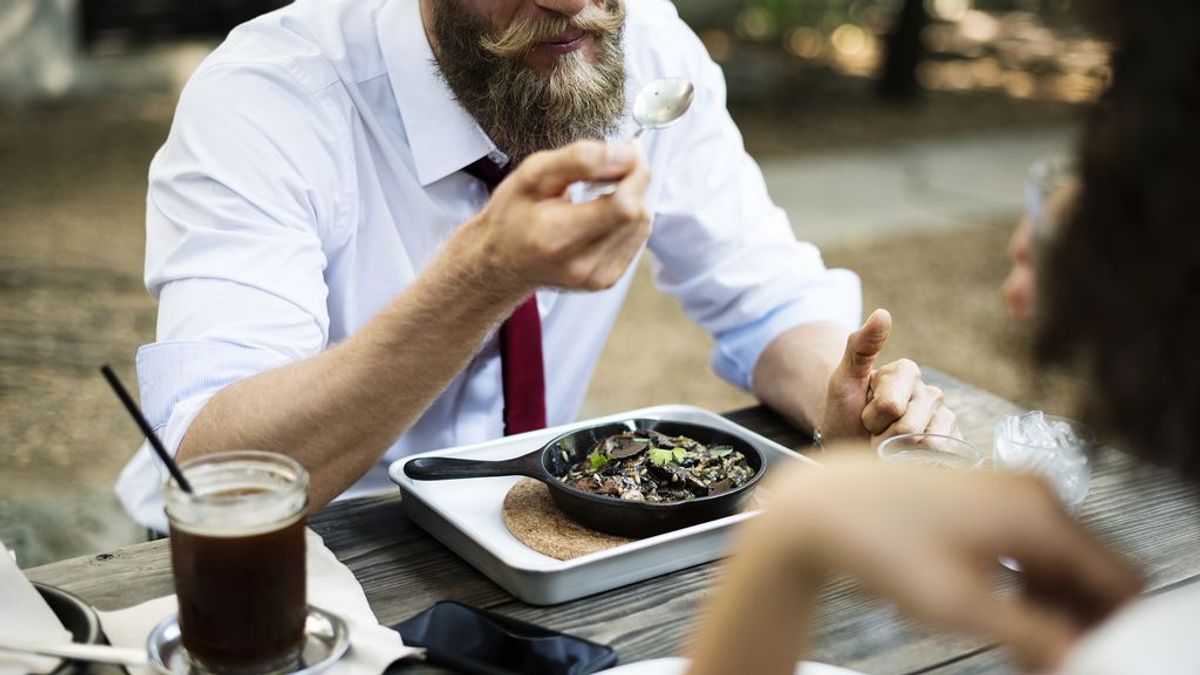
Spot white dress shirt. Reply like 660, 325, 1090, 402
116, 0, 862, 530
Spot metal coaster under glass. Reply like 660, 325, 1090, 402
146, 606, 349, 675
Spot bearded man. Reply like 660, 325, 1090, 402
118, 0, 957, 530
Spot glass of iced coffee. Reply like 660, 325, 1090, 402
165, 451, 309, 674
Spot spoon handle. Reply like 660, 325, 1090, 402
579, 131, 645, 199
0, 639, 149, 667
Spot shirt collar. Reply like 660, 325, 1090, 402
377, 0, 496, 186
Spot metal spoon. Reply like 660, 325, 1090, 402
0, 639, 149, 667
628, 77, 695, 140
584, 77, 695, 197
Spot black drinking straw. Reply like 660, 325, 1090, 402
100, 364, 194, 494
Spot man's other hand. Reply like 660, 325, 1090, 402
466, 139, 652, 296
822, 309, 959, 445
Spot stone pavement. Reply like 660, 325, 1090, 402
762, 125, 1078, 249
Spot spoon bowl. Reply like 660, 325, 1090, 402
631, 78, 695, 135
581, 77, 695, 197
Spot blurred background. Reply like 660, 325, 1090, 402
1, 0, 1098, 566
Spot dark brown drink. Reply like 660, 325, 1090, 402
166, 452, 309, 674
171, 513, 306, 672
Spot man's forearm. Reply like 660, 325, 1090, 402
750, 322, 849, 432
176, 221, 529, 509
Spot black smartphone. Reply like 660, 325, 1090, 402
393, 600, 618, 675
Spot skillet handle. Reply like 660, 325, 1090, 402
404, 449, 544, 481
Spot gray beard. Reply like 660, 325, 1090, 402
430, 1, 627, 163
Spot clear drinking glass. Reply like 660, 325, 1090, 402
877, 433, 987, 470
993, 414, 1095, 515
165, 451, 309, 674
993, 414, 1094, 572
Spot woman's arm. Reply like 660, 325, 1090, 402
687, 458, 1142, 674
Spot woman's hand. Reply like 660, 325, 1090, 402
689, 459, 1142, 675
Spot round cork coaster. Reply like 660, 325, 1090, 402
502, 478, 632, 560
501, 478, 763, 561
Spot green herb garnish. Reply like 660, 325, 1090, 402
648, 448, 675, 467
588, 450, 611, 471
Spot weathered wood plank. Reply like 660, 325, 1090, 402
23, 369, 1200, 675
26, 539, 174, 611
307, 494, 513, 624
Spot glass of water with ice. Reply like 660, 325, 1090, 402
993, 411, 1095, 514
877, 433, 986, 470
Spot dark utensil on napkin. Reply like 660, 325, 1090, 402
394, 601, 616, 675
403, 418, 765, 538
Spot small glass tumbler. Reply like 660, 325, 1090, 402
877, 433, 987, 470
993, 415, 1094, 572
993, 414, 1095, 515
165, 451, 309, 675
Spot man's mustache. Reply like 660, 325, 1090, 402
481, 1, 625, 59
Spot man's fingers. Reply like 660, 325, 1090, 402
861, 359, 920, 433
574, 204, 653, 290
925, 404, 958, 437
518, 140, 639, 198
542, 154, 651, 250
840, 309, 892, 381
873, 384, 942, 439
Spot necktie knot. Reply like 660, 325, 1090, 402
464, 157, 510, 191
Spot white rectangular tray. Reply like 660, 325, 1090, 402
387, 404, 815, 605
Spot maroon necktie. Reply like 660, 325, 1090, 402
463, 158, 547, 436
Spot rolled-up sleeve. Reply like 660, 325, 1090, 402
136, 61, 348, 452
646, 27, 862, 390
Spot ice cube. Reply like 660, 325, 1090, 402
1044, 453, 1090, 509
1051, 420, 1082, 448
1018, 411, 1056, 447
1004, 415, 1022, 443
994, 412, 1092, 511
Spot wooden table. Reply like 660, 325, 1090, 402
26, 369, 1200, 674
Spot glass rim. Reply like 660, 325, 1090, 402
165, 450, 309, 527
877, 433, 986, 469
993, 414, 1096, 451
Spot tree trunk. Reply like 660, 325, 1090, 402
877, 0, 930, 101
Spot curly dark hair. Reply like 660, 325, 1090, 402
1036, 0, 1200, 483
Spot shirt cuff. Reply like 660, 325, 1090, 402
115, 341, 293, 531
136, 340, 291, 431
710, 268, 862, 390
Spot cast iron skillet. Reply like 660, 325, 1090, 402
403, 418, 765, 538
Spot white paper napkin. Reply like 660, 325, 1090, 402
0, 542, 74, 675
597, 657, 868, 675
97, 529, 422, 675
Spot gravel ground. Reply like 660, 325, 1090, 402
0, 90, 1078, 566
